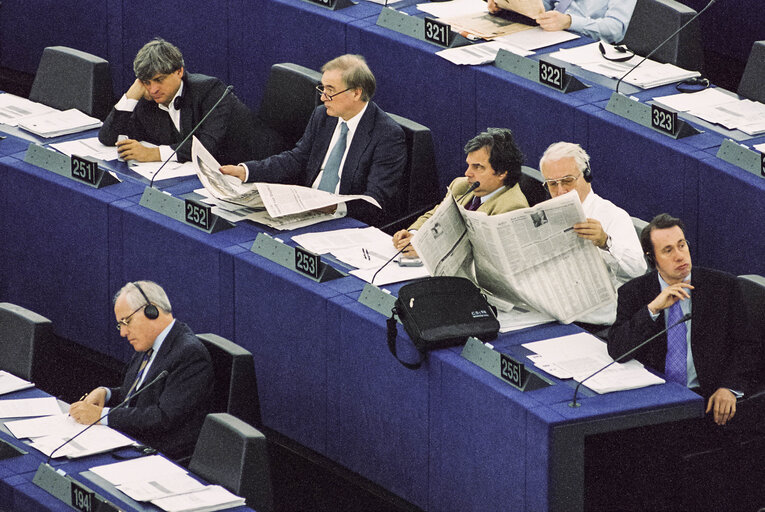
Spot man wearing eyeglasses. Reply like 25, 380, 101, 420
68, 281, 212, 459
99, 38, 257, 165
539, 142, 646, 326
219, 54, 406, 227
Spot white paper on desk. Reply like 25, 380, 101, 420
18, 108, 102, 138
494, 26, 578, 51
90, 454, 188, 486
350, 262, 429, 285
417, 0, 488, 18
5, 413, 83, 439
292, 226, 392, 254
50, 136, 120, 161
0, 93, 56, 127
689, 99, 765, 135
0, 370, 34, 395
118, 473, 207, 502
29, 426, 135, 459
151, 485, 245, 512
0, 397, 62, 418
754, 142, 765, 153
255, 182, 380, 218
653, 87, 736, 113
128, 160, 196, 181
437, 41, 533, 66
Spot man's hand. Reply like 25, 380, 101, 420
392, 230, 419, 258
126, 79, 151, 102
69, 388, 107, 425
706, 388, 737, 425
573, 218, 608, 248
647, 282, 694, 315
220, 165, 246, 182
117, 139, 161, 162
534, 10, 572, 31
487, 0, 502, 14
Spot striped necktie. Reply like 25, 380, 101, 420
125, 348, 154, 402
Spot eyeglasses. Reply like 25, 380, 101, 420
116, 305, 146, 331
315, 85, 351, 101
544, 173, 581, 189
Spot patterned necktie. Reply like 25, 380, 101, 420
555, 0, 572, 12
465, 196, 481, 211
318, 122, 348, 192
664, 301, 687, 385
125, 348, 154, 402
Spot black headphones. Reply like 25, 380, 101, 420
582, 160, 592, 183
598, 42, 635, 62
133, 282, 159, 320
675, 77, 710, 94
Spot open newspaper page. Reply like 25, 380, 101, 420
255, 182, 380, 218
462, 190, 616, 323
192, 136, 262, 206
493, 0, 544, 18
410, 195, 475, 281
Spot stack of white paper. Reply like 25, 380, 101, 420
18, 108, 102, 138
654, 88, 765, 136
0, 397, 62, 418
523, 332, 665, 393
90, 455, 207, 501
549, 42, 700, 89
0, 370, 34, 395
151, 485, 245, 512
0, 93, 56, 126
50, 136, 120, 161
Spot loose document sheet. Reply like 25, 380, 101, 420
523, 332, 665, 393
548, 42, 700, 88
18, 108, 102, 138
0, 397, 62, 418
0, 371, 34, 395
653, 88, 765, 136
411, 190, 616, 324
437, 28, 578, 65
0, 93, 56, 127
50, 136, 120, 161
5, 413, 134, 458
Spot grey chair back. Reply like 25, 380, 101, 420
519, 166, 549, 207
738, 41, 765, 104
197, 333, 261, 428
189, 413, 272, 512
29, 46, 114, 120
0, 302, 53, 381
621, 0, 704, 72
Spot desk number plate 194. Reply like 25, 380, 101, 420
70, 480, 95, 512
424, 18, 451, 47
651, 104, 678, 137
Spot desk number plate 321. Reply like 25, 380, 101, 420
424, 18, 451, 47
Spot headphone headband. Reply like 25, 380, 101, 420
133, 282, 159, 320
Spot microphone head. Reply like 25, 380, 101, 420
469, 181, 480, 191
157, 370, 169, 379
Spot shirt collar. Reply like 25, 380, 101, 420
148, 318, 175, 358
480, 185, 506, 204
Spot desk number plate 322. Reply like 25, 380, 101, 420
539, 60, 565, 91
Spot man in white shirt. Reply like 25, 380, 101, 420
539, 141, 647, 326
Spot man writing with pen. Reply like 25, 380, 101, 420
69, 281, 212, 459
391, 128, 529, 258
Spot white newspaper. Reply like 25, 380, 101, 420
523, 332, 665, 393
411, 190, 616, 324
256, 182, 380, 218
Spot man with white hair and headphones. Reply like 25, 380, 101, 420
69, 281, 212, 459
539, 141, 646, 327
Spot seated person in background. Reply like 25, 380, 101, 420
99, 37, 256, 164
219, 54, 406, 227
69, 281, 212, 459
487, 0, 637, 44
392, 128, 529, 258
608, 214, 759, 424
539, 142, 646, 326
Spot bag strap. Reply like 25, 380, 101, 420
387, 308, 425, 370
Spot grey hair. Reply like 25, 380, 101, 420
114, 281, 172, 314
321, 54, 376, 101
133, 38, 185, 81
539, 142, 590, 174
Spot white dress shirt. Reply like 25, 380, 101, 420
542, 0, 637, 43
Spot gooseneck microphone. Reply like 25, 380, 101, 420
372, 181, 480, 285
148, 85, 234, 187
614, 0, 716, 95
568, 312, 692, 408
45, 369, 169, 463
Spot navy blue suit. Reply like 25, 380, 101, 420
607, 267, 759, 396
242, 102, 406, 226
99, 72, 256, 165
108, 321, 212, 459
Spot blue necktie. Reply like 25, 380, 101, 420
555, 0, 572, 12
465, 196, 481, 211
318, 122, 348, 193
664, 301, 687, 385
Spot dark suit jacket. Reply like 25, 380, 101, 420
607, 267, 759, 396
98, 72, 256, 165
108, 320, 212, 458
242, 102, 406, 226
